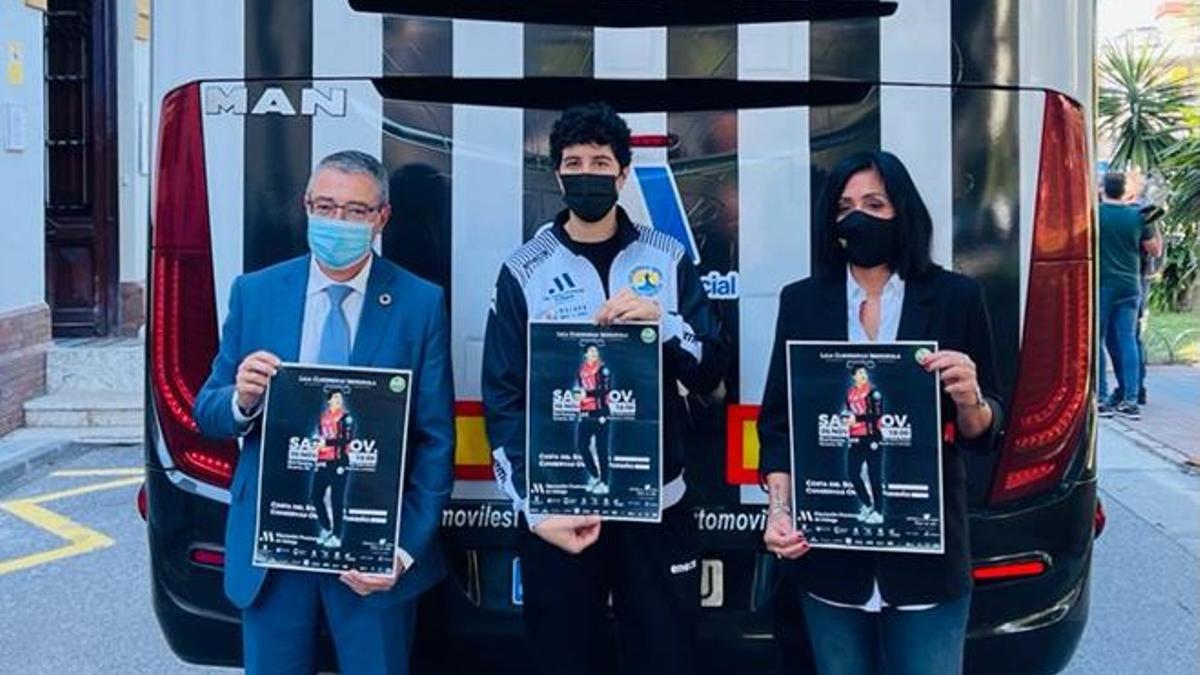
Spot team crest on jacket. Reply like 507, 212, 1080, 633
630, 266, 664, 297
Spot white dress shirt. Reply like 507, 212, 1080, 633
231, 255, 413, 571
846, 267, 904, 344
808, 267, 933, 613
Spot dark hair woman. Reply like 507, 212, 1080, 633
758, 151, 1003, 675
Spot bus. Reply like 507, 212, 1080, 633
143, 2, 1101, 673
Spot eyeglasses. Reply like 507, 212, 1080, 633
306, 198, 384, 222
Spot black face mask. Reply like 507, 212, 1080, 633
835, 211, 899, 268
561, 173, 619, 223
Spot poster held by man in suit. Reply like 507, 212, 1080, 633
254, 363, 412, 575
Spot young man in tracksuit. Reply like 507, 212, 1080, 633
482, 102, 726, 675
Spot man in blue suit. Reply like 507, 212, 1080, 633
193, 150, 454, 675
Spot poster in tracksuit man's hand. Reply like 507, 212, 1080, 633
535, 289, 661, 553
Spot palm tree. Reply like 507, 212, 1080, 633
1098, 40, 1193, 172
1164, 134, 1200, 226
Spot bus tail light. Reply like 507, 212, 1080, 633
989, 93, 1093, 506
189, 546, 226, 569
149, 83, 237, 488
136, 483, 148, 521
973, 555, 1049, 583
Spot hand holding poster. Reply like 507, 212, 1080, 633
254, 364, 411, 575
527, 321, 662, 522
786, 341, 943, 553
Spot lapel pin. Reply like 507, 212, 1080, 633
379, 293, 392, 307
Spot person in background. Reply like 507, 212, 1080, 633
1097, 171, 1162, 420
1109, 169, 1165, 407
1133, 202, 1165, 405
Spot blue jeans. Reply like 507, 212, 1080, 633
1110, 278, 1151, 400
1098, 286, 1141, 404
802, 593, 971, 675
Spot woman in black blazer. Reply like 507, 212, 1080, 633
758, 151, 1003, 675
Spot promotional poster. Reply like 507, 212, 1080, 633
527, 321, 663, 522
254, 364, 412, 575
786, 341, 944, 554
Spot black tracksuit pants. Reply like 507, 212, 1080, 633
576, 415, 610, 482
518, 504, 699, 675
311, 456, 347, 534
847, 435, 884, 512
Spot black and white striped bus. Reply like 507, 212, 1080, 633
143, 2, 1101, 673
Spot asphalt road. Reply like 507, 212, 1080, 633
0, 426, 1196, 674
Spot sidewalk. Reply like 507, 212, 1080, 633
0, 426, 140, 491
1103, 365, 1200, 468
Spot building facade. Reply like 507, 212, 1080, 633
0, 0, 151, 435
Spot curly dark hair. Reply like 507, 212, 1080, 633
550, 102, 632, 169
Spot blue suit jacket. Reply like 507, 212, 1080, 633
193, 254, 455, 609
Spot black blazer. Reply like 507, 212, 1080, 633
758, 266, 1003, 606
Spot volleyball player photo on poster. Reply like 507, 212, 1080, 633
254, 364, 411, 575
527, 321, 663, 522
786, 341, 944, 553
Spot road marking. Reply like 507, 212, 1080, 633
0, 476, 143, 576
18, 476, 143, 505
51, 468, 144, 478
0, 502, 114, 576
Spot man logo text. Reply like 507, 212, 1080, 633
204, 86, 347, 117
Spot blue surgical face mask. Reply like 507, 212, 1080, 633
307, 215, 375, 270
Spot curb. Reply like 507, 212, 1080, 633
1101, 418, 1200, 472
0, 429, 142, 492
0, 439, 88, 492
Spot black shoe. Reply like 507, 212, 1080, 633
1097, 401, 1115, 418
1115, 402, 1141, 420
1138, 388, 1147, 406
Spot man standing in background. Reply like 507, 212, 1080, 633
1097, 171, 1163, 420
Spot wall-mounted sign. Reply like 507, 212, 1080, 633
6, 42, 24, 86
136, 0, 152, 41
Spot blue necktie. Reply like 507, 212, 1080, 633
317, 285, 353, 365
